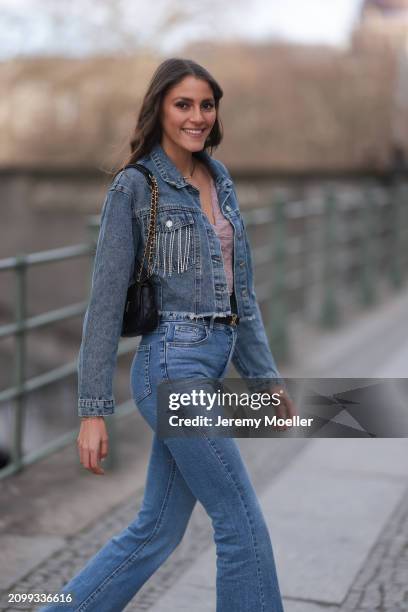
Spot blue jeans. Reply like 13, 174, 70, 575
40, 319, 284, 612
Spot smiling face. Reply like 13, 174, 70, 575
160, 75, 217, 156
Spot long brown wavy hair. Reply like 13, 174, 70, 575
114, 57, 224, 175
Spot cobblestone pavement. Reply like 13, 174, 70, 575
2, 441, 408, 612
2, 450, 408, 612
338, 485, 408, 612
0, 439, 307, 612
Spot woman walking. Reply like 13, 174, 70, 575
41, 57, 294, 612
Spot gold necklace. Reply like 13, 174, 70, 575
182, 159, 196, 180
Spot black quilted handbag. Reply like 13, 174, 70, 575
121, 163, 159, 337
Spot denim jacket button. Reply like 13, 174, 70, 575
165, 219, 173, 228
242, 289, 248, 296
239, 260, 245, 267
225, 205, 231, 211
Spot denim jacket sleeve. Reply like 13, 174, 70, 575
231, 225, 283, 391
77, 185, 135, 417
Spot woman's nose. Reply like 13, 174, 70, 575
190, 106, 205, 123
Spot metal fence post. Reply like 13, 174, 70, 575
320, 188, 340, 328
85, 216, 117, 471
13, 254, 27, 473
359, 187, 376, 306
389, 179, 403, 290
268, 196, 289, 362
403, 183, 408, 278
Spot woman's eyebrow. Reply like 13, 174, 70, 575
173, 96, 215, 102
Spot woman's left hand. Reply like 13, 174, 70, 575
270, 384, 297, 430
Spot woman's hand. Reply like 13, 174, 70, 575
77, 416, 109, 475
271, 384, 297, 431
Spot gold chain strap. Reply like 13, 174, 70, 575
137, 175, 159, 283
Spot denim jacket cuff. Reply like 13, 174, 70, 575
245, 375, 286, 393
78, 397, 115, 417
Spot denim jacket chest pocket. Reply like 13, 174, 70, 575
141, 208, 196, 277
217, 198, 245, 242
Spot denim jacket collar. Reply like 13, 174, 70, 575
149, 142, 233, 190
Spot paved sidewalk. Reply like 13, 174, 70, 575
148, 439, 408, 612
1, 288, 408, 611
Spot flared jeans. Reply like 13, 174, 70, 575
40, 319, 284, 612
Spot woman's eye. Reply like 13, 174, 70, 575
175, 101, 215, 110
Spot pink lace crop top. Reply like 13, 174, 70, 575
209, 177, 234, 295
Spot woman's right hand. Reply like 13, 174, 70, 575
76, 416, 109, 475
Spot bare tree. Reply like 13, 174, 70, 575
1, 0, 244, 57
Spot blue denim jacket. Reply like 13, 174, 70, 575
78, 143, 281, 416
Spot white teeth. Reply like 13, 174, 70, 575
182, 129, 203, 134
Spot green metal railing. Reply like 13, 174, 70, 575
0, 238, 141, 480
0, 244, 92, 479
1, 183, 407, 479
